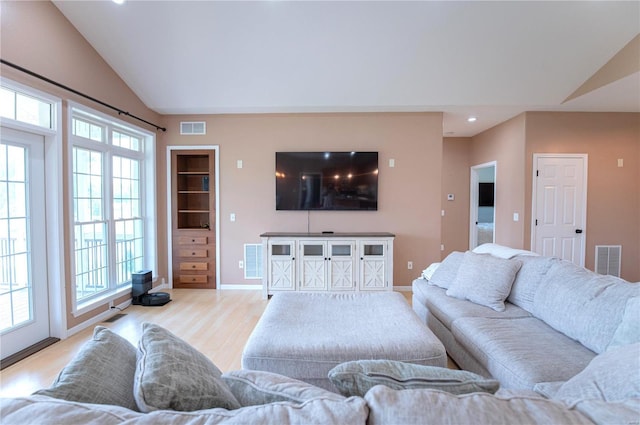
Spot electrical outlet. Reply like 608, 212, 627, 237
238, 260, 244, 269
407, 261, 413, 270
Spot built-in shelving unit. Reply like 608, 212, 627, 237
171, 150, 216, 288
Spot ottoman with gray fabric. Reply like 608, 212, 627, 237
241, 291, 447, 392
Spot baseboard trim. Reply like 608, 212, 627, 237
66, 298, 132, 338
1, 337, 60, 370
393, 286, 412, 292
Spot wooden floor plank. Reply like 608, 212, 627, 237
0, 289, 424, 397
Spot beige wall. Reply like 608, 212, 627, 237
3, 0, 638, 337
160, 113, 444, 285
1, 0, 165, 329
470, 114, 527, 249
441, 137, 471, 256
524, 112, 640, 281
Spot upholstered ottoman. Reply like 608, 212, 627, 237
241, 292, 447, 392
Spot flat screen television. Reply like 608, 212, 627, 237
276, 152, 378, 211
478, 182, 495, 207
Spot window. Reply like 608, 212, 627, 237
69, 106, 155, 313
0, 86, 54, 129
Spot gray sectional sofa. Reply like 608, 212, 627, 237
412, 243, 640, 390
3, 319, 640, 424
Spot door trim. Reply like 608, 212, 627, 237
0, 78, 65, 341
530, 153, 588, 266
166, 145, 220, 289
469, 161, 497, 249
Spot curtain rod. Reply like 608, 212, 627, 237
1, 59, 166, 132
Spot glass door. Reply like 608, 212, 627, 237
0, 128, 49, 361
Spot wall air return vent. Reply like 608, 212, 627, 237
595, 245, 621, 277
244, 244, 263, 280
180, 121, 206, 135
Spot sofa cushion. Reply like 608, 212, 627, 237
507, 255, 557, 311
413, 280, 531, 329
364, 386, 593, 425
134, 323, 240, 412
574, 399, 640, 425
533, 260, 640, 353
1, 394, 370, 425
328, 359, 499, 397
1, 395, 142, 424
608, 297, 640, 349
33, 326, 138, 411
446, 251, 522, 312
428, 251, 464, 289
221, 370, 344, 406
551, 343, 640, 405
452, 316, 595, 389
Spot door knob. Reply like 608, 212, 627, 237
575, 229, 583, 234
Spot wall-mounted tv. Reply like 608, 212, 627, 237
478, 182, 495, 207
276, 152, 378, 211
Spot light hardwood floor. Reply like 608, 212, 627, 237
0, 289, 269, 397
0, 289, 441, 398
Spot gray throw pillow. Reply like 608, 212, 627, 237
328, 360, 499, 397
551, 343, 640, 405
221, 370, 344, 406
428, 251, 465, 289
446, 251, 522, 312
133, 322, 240, 412
607, 297, 640, 349
33, 326, 138, 411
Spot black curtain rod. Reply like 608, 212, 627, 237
1, 59, 166, 132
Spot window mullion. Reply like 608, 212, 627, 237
105, 149, 117, 291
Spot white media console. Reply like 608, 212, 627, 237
260, 232, 395, 299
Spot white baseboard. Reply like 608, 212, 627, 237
393, 286, 412, 292
66, 298, 132, 338
220, 284, 262, 290
149, 281, 170, 293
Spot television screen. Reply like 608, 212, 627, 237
276, 152, 378, 211
478, 182, 495, 207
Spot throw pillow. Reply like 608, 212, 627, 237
328, 359, 499, 397
221, 370, 344, 406
428, 251, 464, 289
133, 322, 240, 412
33, 326, 138, 411
421, 262, 440, 281
607, 297, 640, 349
446, 251, 522, 312
551, 343, 640, 405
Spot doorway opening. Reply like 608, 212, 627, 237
470, 162, 496, 249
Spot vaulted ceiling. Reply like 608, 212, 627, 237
53, 1, 640, 136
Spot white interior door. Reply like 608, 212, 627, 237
0, 127, 49, 360
532, 154, 587, 265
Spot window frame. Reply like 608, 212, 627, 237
68, 103, 156, 316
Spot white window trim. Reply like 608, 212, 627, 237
0, 77, 67, 339
67, 102, 156, 316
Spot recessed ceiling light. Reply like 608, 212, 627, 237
467, 117, 477, 123
113, 0, 125, 4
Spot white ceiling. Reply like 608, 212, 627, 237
53, 1, 640, 137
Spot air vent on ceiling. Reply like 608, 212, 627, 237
180, 121, 206, 135
244, 244, 263, 280
595, 245, 621, 277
